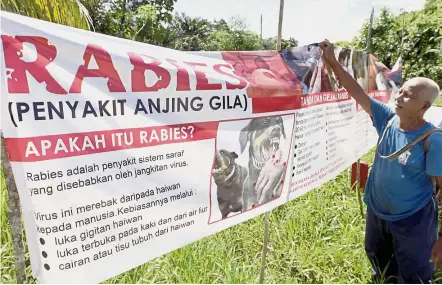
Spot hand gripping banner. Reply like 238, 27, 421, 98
1, 11, 402, 284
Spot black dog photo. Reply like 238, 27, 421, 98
212, 149, 248, 219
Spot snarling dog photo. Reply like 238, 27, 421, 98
208, 115, 294, 223
239, 116, 287, 211
211, 149, 248, 219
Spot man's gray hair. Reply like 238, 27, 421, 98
411, 77, 440, 104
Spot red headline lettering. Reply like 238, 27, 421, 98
1, 35, 248, 95
4, 122, 218, 162
301, 91, 350, 108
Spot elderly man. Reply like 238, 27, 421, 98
319, 40, 442, 283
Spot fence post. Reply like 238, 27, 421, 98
1, 133, 27, 284
258, 0, 285, 282
356, 159, 364, 218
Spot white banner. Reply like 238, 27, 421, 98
1, 11, 403, 284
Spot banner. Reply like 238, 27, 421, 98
1, 12, 401, 284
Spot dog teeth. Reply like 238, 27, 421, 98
213, 167, 222, 173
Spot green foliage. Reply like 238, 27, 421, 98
153, 14, 258, 51
334, 40, 358, 49
81, 0, 176, 45
1, 0, 93, 30
166, 15, 298, 51
263, 37, 299, 50
351, 0, 442, 86
166, 13, 215, 51
79, 2, 297, 51
208, 17, 262, 51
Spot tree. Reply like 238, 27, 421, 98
207, 16, 261, 51
165, 14, 263, 51
83, 0, 176, 45
334, 40, 358, 49
263, 36, 299, 50
168, 13, 214, 51
351, 0, 442, 84
1, 0, 93, 30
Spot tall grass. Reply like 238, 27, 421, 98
1, 150, 441, 284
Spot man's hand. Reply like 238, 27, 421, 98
319, 40, 337, 64
431, 238, 442, 268
317, 39, 372, 115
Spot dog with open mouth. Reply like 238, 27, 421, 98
212, 149, 248, 219
239, 117, 286, 211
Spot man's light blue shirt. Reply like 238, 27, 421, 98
363, 97, 442, 221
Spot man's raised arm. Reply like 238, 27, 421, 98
319, 40, 372, 116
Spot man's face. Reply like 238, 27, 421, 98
394, 79, 428, 115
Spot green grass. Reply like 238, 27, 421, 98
434, 95, 442, 107
1, 150, 441, 284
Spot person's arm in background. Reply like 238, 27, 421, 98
319, 40, 372, 115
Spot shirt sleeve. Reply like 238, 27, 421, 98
369, 96, 395, 135
426, 131, 442, 176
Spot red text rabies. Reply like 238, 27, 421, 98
1, 35, 248, 94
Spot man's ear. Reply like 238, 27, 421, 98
422, 101, 431, 111
239, 121, 253, 154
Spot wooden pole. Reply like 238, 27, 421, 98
260, 14, 263, 48
276, 0, 284, 50
356, 159, 363, 218
259, 2, 284, 283
400, 9, 405, 58
356, 7, 374, 219
365, 7, 374, 53
259, 212, 270, 283
1, 132, 27, 284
